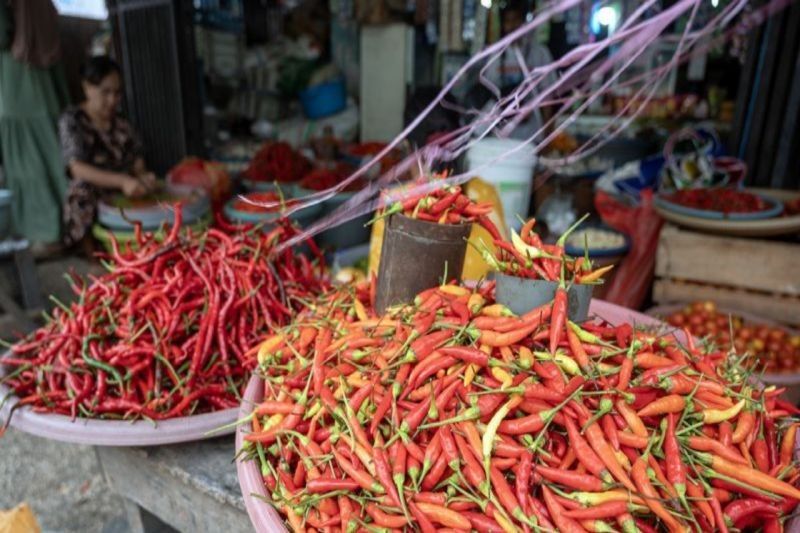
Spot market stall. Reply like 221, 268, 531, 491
3, 1, 800, 532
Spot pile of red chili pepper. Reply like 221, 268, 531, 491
377, 181, 502, 238
243, 279, 800, 533
666, 188, 772, 214
243, 142, 311, 184
345, 142, 402, 173
0, 207, 328, 422
477, 216, 614, 284
299, 167, 363, 193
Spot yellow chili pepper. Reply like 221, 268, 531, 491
467, 293, 485, 314
615, 450, 632, 471
579, 264, 615, 284
346, 371, 367, 388
464, 363, 478, 387
534, 350, 580, 376
353, 298, 368, 321
518, 346, 533, 370
510, 228, 550, 259
263, 413, 284, 432
440, 285, 470, 297
554, 352, 581, 376
703, 399, 745, 424
482, 304, 515, 318
257, 334, 285, 364
491, 367, 514, 388
482, 395, 523, 479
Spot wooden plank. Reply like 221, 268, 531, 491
655, 225, 800, 296
96, 439, 251, 533
653, 279, 800, 326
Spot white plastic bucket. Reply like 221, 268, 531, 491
465, 138, 537, 230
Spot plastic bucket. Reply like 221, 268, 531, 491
495, 274, 593, 321
465, 138, 536, 231
299, 78, 346, 120
376, 215, 470, 313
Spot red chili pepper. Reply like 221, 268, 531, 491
534, 464, 606, 491
549, 283, 568, 354
541, 485, 586, 533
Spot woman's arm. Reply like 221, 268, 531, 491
133, 157, 147, 177
132, 157, 157, 191
68, 160, 145, 197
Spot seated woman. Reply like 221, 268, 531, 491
58, 55, 156, 250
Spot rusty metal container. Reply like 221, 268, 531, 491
375, 214, 470, 313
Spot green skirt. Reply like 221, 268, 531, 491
0, 51, 69, 243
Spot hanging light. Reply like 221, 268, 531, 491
590, 3, 620, 35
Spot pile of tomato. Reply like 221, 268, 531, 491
666, 301, 800, 372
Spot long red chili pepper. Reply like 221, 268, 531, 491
549, 282, 568, 354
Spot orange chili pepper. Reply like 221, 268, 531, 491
636, 394, 686, 418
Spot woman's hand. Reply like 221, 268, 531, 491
138, 172, 158, 192
121, 176, 148, 198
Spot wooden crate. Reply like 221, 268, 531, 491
654, 224, 800, 326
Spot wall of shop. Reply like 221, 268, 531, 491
732, 2, 800, 190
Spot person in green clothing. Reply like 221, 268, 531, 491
0, 0, 69, 251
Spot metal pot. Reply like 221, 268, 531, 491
495, 273, 593, 321
375, 214, 470, 313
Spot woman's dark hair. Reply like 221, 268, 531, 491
80, 55, 121, 86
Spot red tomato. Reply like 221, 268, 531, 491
668, 313, 685, 327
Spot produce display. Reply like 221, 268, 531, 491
242, 279, 800, 532
379, 182, 500, 232
345, 142, 402, 173
664, 188, 773, 214
168, 158, 231, 204
231, 192, 299, 214
0, 207, 328, 422
783, 197, 800, 217
299, 167, 363, 193
665, 301, 800, 373
478, 217, 614, 283
108, 191, 181, 209
243, 142, 311, 184
566, 227, 628, 252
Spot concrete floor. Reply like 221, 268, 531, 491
0, 428, 129, 533
0, 256, 130, 532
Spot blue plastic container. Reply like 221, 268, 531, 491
299, 78, 346, 120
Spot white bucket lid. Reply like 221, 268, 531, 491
466, 137, 537, 165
